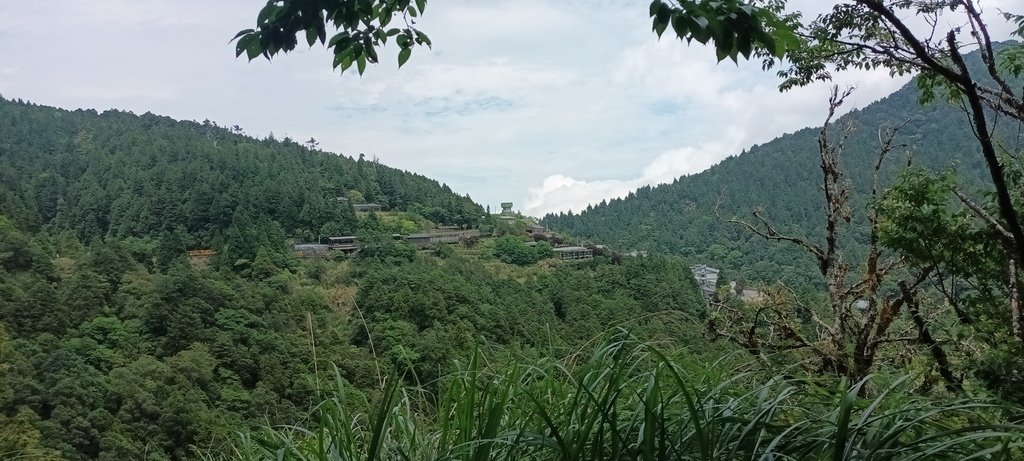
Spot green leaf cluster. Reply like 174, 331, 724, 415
492, 236, 552, 266
649, 0, 798, 63
234, 0, 431, 75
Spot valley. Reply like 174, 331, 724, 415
3, 1, 1024, 460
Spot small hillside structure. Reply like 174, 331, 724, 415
554, 246, 593, 261
406, 229, 481, 249
691, 264, 720, 298
327, 236, 360, 254
353, 203, 382, 212
526, 224, 548, 236
299, 230, 483, 254
500, 202, 514, 215
405, 234, 433, 249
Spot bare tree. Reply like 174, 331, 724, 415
652, 0, 1024, 343
806, 0, 1024, 341
710, 87, 961, 391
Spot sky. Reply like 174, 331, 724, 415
0, 1, 1016, 216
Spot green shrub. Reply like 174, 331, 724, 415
493, 236, 551, 266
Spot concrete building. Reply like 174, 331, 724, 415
405, 229, 481, 249
526, 224, 548, 236
327, 236, 360, 254
691, 264, 720, 298
554, 246, 593, 261
405, 233, 434, 249
500, 202, 514, 215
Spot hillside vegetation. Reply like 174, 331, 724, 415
0, 100, 711, 458
0, 97, 483, 245
3, 49, 1024, 458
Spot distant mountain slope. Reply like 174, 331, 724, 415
0, 97, 483, 243
544, 72, 1019, 289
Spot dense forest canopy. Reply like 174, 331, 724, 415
0, 94, 715, 460
2, 83, 1022, 458
2, 0, 1024, 459
0, 97, 484, 245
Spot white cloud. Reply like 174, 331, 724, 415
524, 137, 742, 215
525, 175, 637, 216
519, 31, 911, 216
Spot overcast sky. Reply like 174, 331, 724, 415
0, 1, 1015, 215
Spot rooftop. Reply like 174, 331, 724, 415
691, 264, 720, 274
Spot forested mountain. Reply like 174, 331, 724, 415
5, 0, 1024, 457
0, 97, 483, 244
0, 96, 709, 459
544, 63, 1019, 289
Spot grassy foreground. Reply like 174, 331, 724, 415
204, 334, 1024, 460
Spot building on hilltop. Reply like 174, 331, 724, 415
691, 264, 720, 299
526, 224, 548, 236
500, 202, 514, 215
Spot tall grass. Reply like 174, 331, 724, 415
211, 334, 1024, 460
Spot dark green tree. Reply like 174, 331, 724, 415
235, 0, 432, 75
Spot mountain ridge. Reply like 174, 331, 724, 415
543, 70, 1015, 288
0, 97, 485, 246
